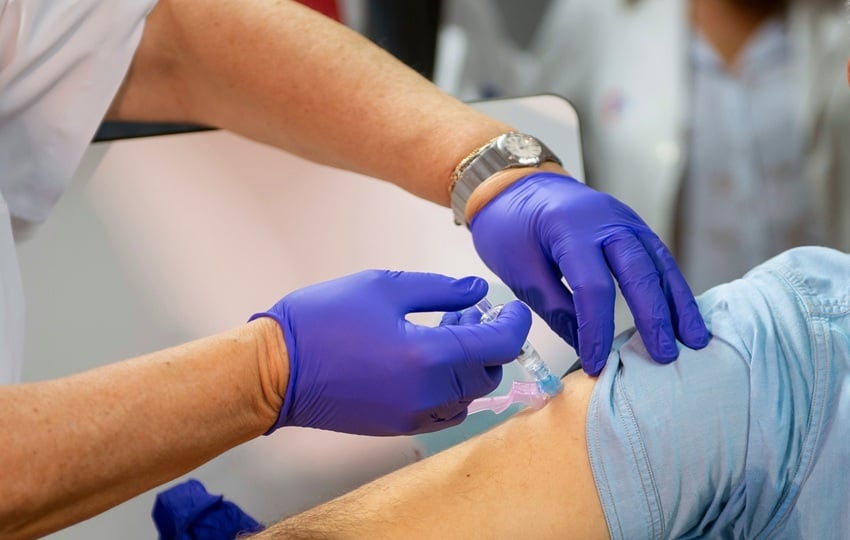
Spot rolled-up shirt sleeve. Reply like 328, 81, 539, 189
586, 246, 850, 539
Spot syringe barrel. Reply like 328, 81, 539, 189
516, 343, 548, 376
475, 298, 498, 322
474, 299, 564, 398
517, 343, 563, 397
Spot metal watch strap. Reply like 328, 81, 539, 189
449, 132, 561, 226
450, 148, 515, 225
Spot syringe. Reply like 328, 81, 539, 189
475, 298, 564, 399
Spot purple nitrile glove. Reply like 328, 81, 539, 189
251, 270, 531, 436
470, 172, 710, 375
152, 479, 263, 540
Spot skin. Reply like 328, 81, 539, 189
691, 0, 786, 67
107, 0, 559, 208
2, 1, 559, 537
254, 371, 609, 540
1, 318, 286, 539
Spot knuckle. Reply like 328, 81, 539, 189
576, 278, 616, 299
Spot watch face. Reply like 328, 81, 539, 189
500, 132, 543, 165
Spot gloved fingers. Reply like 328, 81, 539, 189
640, 234, 710, 349
458, 305, 485, 325
416, 406, 467, 434
468, 300, 532, 365
384, 271, 488, 314
603, 230, 678, 364
439, 311, 461, 326
452, 362, 505, 403
530, 269, 580, 349
440, 300, 531, 370
500, 257, 580, 348
556, 249, 616, 375
439, 306, 484, 327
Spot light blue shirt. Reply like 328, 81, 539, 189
588, 246, 850, 539
679, 20, 820, 294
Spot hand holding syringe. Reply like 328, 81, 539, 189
468, 299, 564, 415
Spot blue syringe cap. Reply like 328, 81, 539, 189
537, 375, 564, 398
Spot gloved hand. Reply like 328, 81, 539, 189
251, 270, 531, 436
470, 172, 710, 375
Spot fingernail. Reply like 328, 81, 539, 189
689, 319, 711, 348
661, 324, 680, 356
460, 276, 489, 296
660, 355, 678, 365
657, 342, 679, 364
456, 276, 486, 294
660, 339, 679, 364
692, 333, 710, 349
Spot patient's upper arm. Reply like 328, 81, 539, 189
257, 371, 608, 539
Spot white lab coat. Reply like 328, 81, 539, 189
0, 0, 156, 383
446, 0, 850, 254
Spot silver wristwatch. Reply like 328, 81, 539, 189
449, 131, 562, 226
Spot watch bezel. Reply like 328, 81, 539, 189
497, 132, 545, 166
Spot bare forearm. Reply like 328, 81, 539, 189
256, 372, 608, 539
108, 0, 512, 206
0, 318, 286, 539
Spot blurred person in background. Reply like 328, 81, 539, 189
446, 0, 850, 294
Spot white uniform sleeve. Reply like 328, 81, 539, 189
0, 0, 158, 223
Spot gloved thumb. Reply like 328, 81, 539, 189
446, 300, 532, 367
